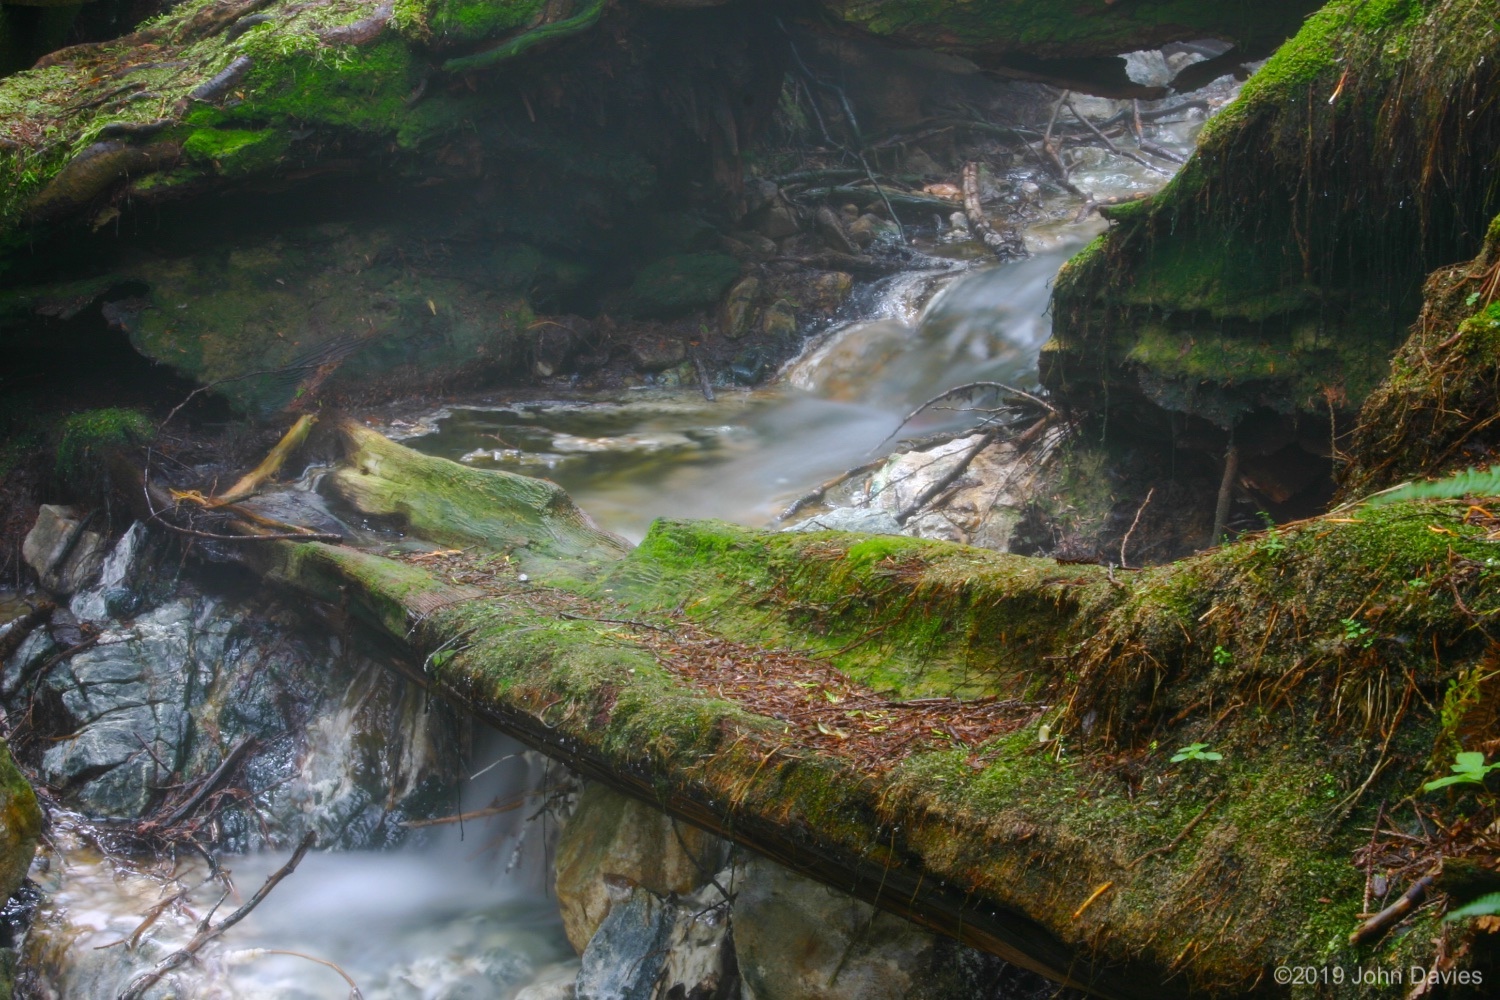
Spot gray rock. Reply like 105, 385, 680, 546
786, 507, 902, 535
815, 206, 859, 255
575, 885, 674, 1000
22, 505, 107, 595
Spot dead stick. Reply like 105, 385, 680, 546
400, 795, 532, 828
1349, 874, 1434, 946
896, 428, 998, 525
772, 458, 887, 525
960, 161, 1022, 257
1119, 486, 1155, 569
118, 832, 317, 1000
1062, 98, 1167, 176
1210, 442, 1240, 546
1072, 881, 1114, 919
215, 414, 318, 503
1128, 792, 1226, 869
876, 381, 1054, 452
156, 735, 259, 828
255, 950, 364, 998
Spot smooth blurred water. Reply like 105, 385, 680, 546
30, 736, 579, 999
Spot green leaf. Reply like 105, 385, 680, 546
1445, 892, 1500, 922
1369, 464, 1500, 505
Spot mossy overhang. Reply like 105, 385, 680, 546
1043, 0, 1500, 437
201, 421, 1499, 998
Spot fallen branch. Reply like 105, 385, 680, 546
960, 162, 1024, 258
215, 415, 318, 504
118, 832, 317, 1000
1128, 792, 1225, 869
896, 427, 999, 525
154, 735, 259, 829
1348, 874, 1434, 945
772, 458, 888, 525
399, 793, 532, 828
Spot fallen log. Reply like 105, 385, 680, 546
143, 418, 1493, 998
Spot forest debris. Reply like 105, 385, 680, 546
1128, 792, 1226, 869
317, 2, 393, 46
216, 415, 317, 503
1348, 874, 1435, 945
1071, 881, 1114, 919
186, 56, 254, 105
118, 832, 317, 1000
960, 162, 1024, 258
152, 735, 258, 830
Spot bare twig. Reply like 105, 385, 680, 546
154, 736, 258, 829
118, 832, 317, 1000
1119, 487, 1155, 569
1062, 98, 1168, 176
1128, 792, 1226, 869
242, 950, 364, 999
960, 162, 1024, 258
772, 458, 888, 525
876, 381, 1054, 452
1210, 442, 1240, 546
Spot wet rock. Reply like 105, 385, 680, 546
575, 883, 674, 1000
742, 179, 779, 216
731, 856, 1047, 1000
625, 254, 743, 318
22, 505, 107, 596
750, 200, 800, 240
848, 213, 895, 249
758, 300, 798, 339
719, 276, 761, 340
553, 783, 728, 953
726, 231, 777, 257
0, 739, 41, 904
814, 206, 859, 255
628, 334, 688, 372
805, 271, 854, 313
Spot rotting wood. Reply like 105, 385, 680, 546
1348, 873, 1434, 945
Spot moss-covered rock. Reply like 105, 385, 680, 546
0, 738, 41, 904
623, 253, 742, 319
1045, 0, 1500, 449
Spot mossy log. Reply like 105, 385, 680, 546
1341, 213, 1500, 495
1045, 0, 1500, 445
212, 417, 1497, 998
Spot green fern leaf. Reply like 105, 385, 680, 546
1368, 465, 1500, 505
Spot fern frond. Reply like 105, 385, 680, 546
1368, 465, 1500, 505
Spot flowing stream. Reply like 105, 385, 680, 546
13, 79, 1237, 999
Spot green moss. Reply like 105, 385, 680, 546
396, 0, 547, 47
182, 128, 289, 177
1047, 0, 1500, 430
623, 254, 742, 319
53, 408, 154, 485
0, 738, 41, 905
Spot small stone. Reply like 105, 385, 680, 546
760, 300, 799, 339
517, 573, 530, 583
719, 275, 761, 340
628, 335, 688, 372
752, 200, 800, 240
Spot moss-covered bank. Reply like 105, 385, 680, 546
211, 420, 1500, 997
1045, 0, 1500, 453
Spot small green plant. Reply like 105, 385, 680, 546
1445, 892, 1500, 922
1340, 617, 1374, 648
1423, 751, 1500, 792
1256, 512, 1286, 554
1171, 743, 1223, 763
1211, 645, 1233, 666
